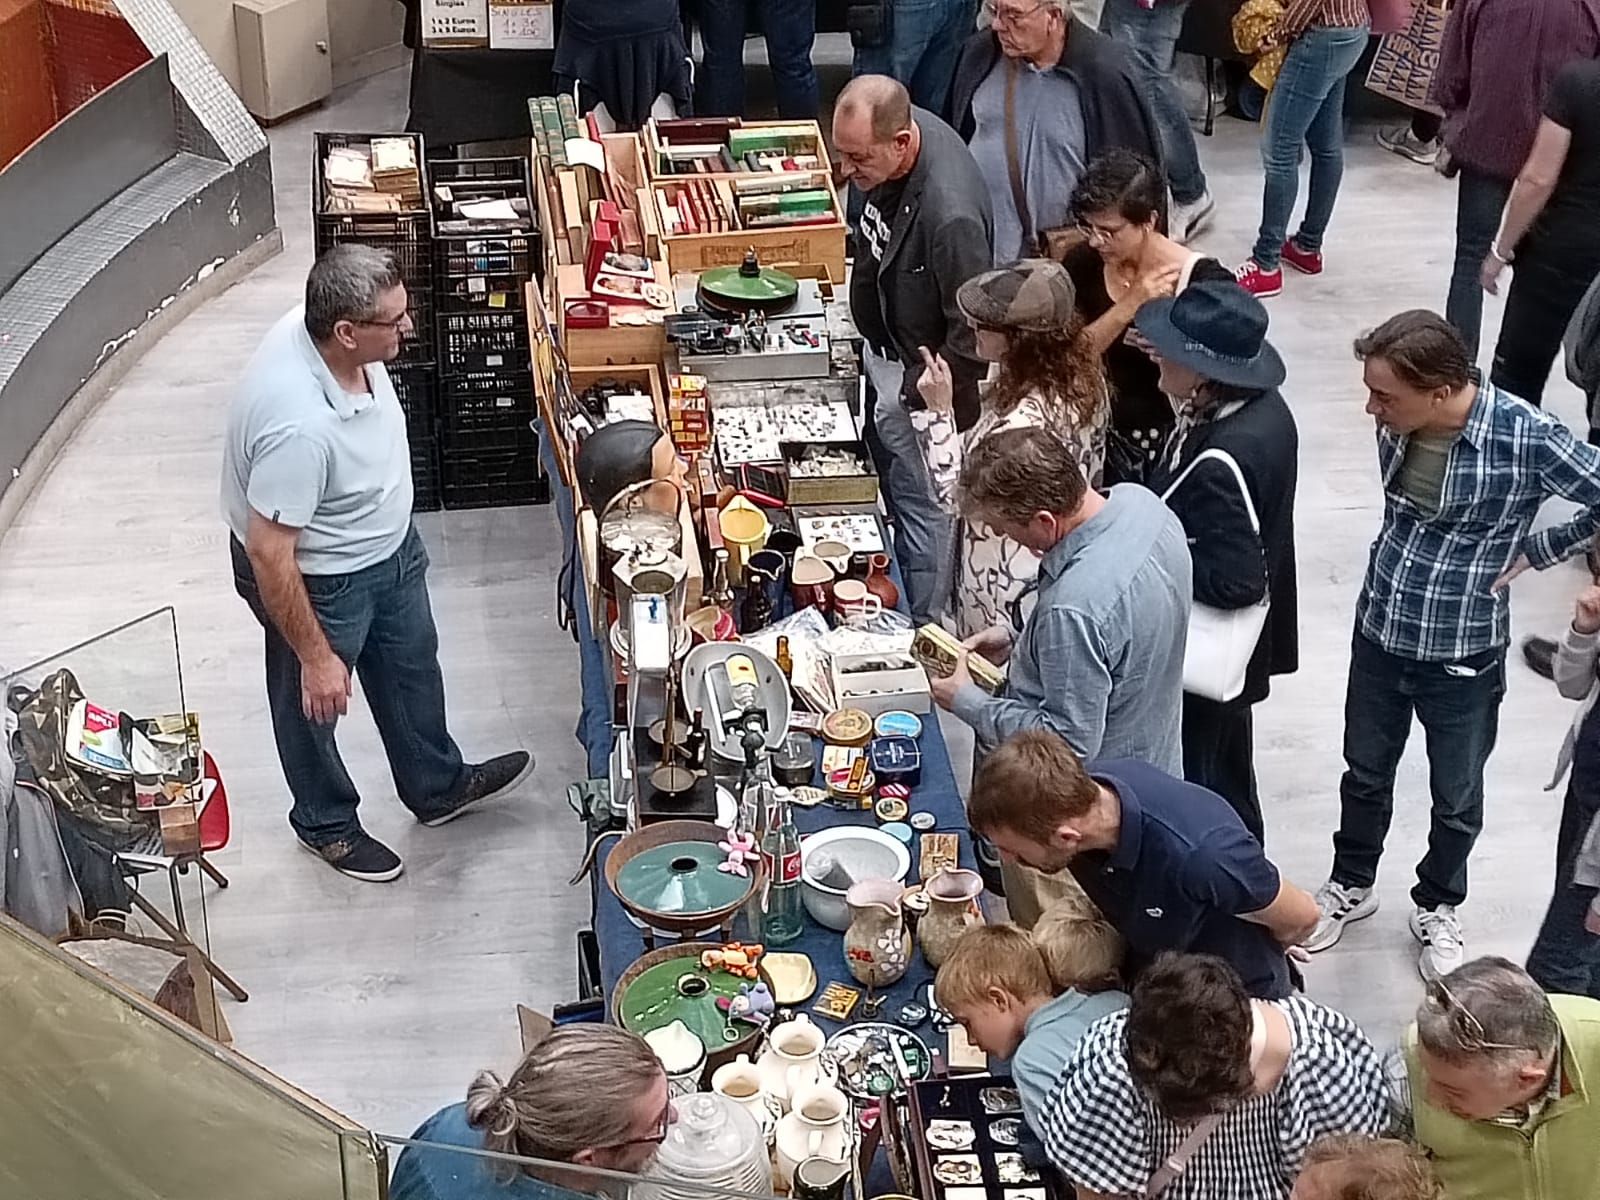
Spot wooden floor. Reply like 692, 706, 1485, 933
0, 53, 1591, 1139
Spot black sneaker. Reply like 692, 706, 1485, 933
1522, 635, 1558, 681
299, 831, 404, 882
419, 751, 534, 827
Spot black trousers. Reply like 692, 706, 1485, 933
1491, 237, 1600, 409
1526, 701, 1600, 998
1183, 695, 1263, 844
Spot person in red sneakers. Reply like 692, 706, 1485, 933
1235, 0, 1371, 298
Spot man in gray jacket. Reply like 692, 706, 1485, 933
835, 75, 994, 624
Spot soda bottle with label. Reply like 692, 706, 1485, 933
761, 794, 804, 945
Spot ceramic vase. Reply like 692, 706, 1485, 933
917, 867, 985, 969
843, 879, 911, 987
756, 1013, 827, 1112
773, 1082, 851, 1189
864, 553, 900, 611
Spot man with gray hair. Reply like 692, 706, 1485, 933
1389, 956, 1600, 1200
222, 245, 531, 882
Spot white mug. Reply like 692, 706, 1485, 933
832, 578, 883, 624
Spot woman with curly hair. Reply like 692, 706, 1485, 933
913, 258, 1108, 640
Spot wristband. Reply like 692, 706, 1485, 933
1491, 242, 1514, 265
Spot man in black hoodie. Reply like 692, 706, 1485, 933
946, 2, 1165, 259
835, 75, 995, 624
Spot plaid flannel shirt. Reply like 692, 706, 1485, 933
1356, 383, 1600, 662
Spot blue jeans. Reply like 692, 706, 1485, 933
1444, 169, 1513, 363
852, 0, 976, 115
864, 347, 952, 626
1526, 702, 1600, 998
1332, 632, 1505, 909
694, 0, 818, 118
231, 526, 468, 847
1099, 0, 1207, 205
1251, 23, 1369, 270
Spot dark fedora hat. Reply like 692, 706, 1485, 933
1133, 279, 1286, 390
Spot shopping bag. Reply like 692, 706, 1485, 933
1365, 0, 1450, 115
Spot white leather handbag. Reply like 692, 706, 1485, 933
1160, 448, 1271, 703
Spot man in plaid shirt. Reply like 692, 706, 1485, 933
1306, 310, 1600, 981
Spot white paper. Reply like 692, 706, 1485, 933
422, 0, 489, 43
565, 136, 606, 172
458, 198, 521, 221
488, 0, 554, 48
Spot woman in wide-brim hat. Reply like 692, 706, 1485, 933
1136, 279, 1300, 845
912, 258, 1109, 641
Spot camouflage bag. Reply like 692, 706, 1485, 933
10, 668, 159, 849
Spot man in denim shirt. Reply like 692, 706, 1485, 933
930, 425, 1191, 921
1308, 311, 1600, 981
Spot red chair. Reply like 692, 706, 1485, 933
194, 750, 231, 888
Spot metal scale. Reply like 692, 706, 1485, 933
666, 252, 831, 382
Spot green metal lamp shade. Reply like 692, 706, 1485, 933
614, 841, 750, 915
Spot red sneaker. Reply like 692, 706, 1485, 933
1234, 259, 1283, 298
1281, 239, 1324, 275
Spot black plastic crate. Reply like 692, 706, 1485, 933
312, 132, 432, 250
438, 237, 537, 281
411, 436, 442, 513
440, 326, 529, 375
441, 438, 549, 510
389, 363, 439, 438
440, 372, 535, 433
443, 416, 538, 454
430, 157, 536, 241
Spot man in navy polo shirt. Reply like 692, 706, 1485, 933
969, 730, 1319, 998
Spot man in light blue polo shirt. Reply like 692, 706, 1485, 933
222, 245, 531, 881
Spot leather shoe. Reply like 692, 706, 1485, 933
1521, 635, 1558, 681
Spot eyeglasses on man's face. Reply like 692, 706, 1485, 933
595, 1098, 675, 1151
1424, 977, 1526, 1054
984, 0, 1048, 25
353, 308, 412, 330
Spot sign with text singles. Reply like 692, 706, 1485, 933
1364, 1, 1449, 116
489, 0, 554, 49
422, 0, 490, 45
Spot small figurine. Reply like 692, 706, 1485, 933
718, 831, 759, 876
700, 940, 766, 979
719, 981, 777, 1026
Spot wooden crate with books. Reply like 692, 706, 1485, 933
649, 169, 846, 282
643, 117, 833, 178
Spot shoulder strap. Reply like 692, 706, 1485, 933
1142, 1111, 1228, 1198
1157, 447, 1261, 535
1003, 60, 1035, 251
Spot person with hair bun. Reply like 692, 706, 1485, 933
1038, 953, 1387, 1200
390, 1025, 671, 1199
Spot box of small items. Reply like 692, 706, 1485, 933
780, 440, 878, 505
908, 1076, 1068, 1200
830, 648, 931, 716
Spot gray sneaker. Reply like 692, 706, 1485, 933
1410, 905, 1466, 980
1303, 880, 1378, 952
1170, 189, 1216, 243
1376, 124, 1440, 165
419, 751, 534, 827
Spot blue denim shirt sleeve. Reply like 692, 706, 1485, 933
1523, 420, 1600, 569
949, 604, 1112, 756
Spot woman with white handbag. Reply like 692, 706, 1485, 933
1135, 281, 1300, 844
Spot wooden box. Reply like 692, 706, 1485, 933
567, 362, 667, 428
650, 172, 847, 283
554, 263, 671, 367
643, 118, 834, 179
780, 439, 878, 506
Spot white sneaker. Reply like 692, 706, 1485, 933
1170, 190, 1216, 243
1410, 905, 1466, 980
1303, 880, 1379, 952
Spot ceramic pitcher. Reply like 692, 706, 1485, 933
917, 867, 985, 969
756, 1013, 826, 1112
773, 1081, 851, 1189
644, 1019, 708, 1098
843, 879, 911, 987
711, 1053, 778, 1140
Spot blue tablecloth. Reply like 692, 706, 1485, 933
538, 419, 976, 1030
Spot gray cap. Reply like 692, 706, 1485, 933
956, 259, 1079, 333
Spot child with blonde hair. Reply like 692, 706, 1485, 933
934, 895, 1129, 1131
1292, 1135, 1442, 1200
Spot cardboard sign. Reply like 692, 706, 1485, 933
1365, 1, 1449, 115
422, 0, 489, 45
489, 0, 554, 49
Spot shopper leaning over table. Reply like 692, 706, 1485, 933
911, 258, 1109, 640
1233, 0, 1371, 301
1041, 953, 1387, 1200
1386, 957, 1600, 1200
1307, 310, 1600, 980
390, 1025, 672, 1200
1136, 279, 1299, 846
927, 423, 1189, 922
222, 245, 531, 883
834, 74, 995, 626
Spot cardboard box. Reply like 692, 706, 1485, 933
830, 650, 931, 717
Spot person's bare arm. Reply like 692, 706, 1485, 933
1080, 261, 1183, 357
245, 508, 350, 724
1482, 117, 1573, 293
1239, 877, 1321, 947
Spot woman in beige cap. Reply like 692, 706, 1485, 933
913, 258, 1107, 640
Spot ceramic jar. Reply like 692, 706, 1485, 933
711, 1053, 779, 1142
863, 553, 900, 611
757, 1013, 827, 1112
773, 1081, 851, 1189
917, 867, 985, 969
644, 1019, 708, 1097
844, 879, 912, 987
645, 1092, 772, 1200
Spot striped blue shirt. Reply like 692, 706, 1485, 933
1357, 382, 1600, 661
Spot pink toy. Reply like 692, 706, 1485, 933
718, 830, 759, 876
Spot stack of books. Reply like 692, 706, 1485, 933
322, 139, 424, 214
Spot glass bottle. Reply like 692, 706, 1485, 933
706, 548, 733, 612
760, 794, 804, 945
775, 635, 793, 681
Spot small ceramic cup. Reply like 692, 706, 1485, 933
832, 578, 883, 625
790, 554, 835, 612
812, 539, 852, 576
686, 605, 737, 643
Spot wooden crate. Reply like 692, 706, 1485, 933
650, 173, 846, 282
643, 118, 834, 179
554, 262, 671, 367
567, 362, 667, 429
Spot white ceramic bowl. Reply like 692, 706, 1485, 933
798, 825, 912, 930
